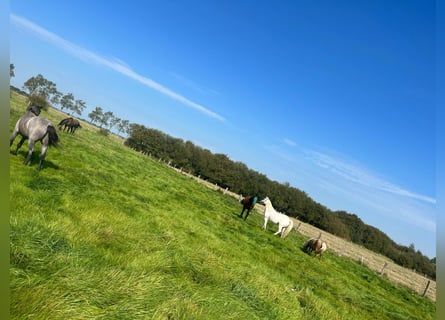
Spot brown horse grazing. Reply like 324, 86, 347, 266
302, 238, 327, 258
58, 117, 82, 134
10, 105, 59, 170
239, 195, 258, 220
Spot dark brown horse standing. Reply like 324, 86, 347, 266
58, 117, 82, 134
10, 105, 59, 170
239, 195, 258, 220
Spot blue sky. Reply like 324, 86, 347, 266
9, 1, 436, 258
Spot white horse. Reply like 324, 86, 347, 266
259, 197, 294, 239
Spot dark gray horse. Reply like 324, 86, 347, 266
10, 105, 59, 170
57, 117, 82, 134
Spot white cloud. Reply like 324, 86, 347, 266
316, 175, 436, 232
264, 143, 436, 233
306, 150, 436, 204
10, 14, 225, 122
283, 138, 297, 147
169, 72, 221, 96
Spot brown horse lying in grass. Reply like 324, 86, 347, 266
302, 238, 327, 258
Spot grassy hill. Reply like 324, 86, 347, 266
9, 91, 435, 319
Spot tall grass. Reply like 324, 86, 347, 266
10, 91, 435, 319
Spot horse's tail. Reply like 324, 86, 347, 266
47, 125, 60, 147
319, 242, 327, 254
281, 219, 294, 239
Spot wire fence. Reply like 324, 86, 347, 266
152, 155, 436, 301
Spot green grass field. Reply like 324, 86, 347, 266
9, 92, 435, 319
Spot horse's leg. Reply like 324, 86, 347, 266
14, 137, 27, 155
274, 225, 283, 236
9, 130, 19, 148
262, 217, 268, 230
23, 139, 35, 165
38, 142, 49, 170
239, 207, 245, 218
243, 208, 251, 220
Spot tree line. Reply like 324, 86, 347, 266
10, 66, 435, 280
125, 123, 436, 280
10, 67, 130, 137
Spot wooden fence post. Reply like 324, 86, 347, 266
422, 280, 431, 297
295, 222, 301, 231
380, 262, 388, 276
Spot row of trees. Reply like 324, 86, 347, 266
125, 123, 436, 280
88, 107, 130, 136
10, 67, 131, 137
